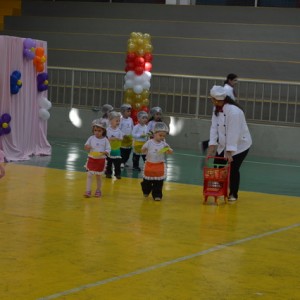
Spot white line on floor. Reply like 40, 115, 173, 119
37, 223, 300, 300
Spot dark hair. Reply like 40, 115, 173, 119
224, 73, 238, 85
214, 95, 244, 116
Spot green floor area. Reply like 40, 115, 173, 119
14, 137, 300, 197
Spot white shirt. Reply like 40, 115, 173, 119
132, 124, 148, 142
120, 116, 134, 136
224, 83, 235, 100
106, 127, 124, 140
85, 136, 111, 157
209, 104, 252, 156
142, 139, 170, 163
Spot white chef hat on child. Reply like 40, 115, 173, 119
153, 122, 169, 133
137, 110, 148, 120
150, 107, 162, 117
108, 111, 121, 120
120, 104, 132, 112
92, 118, 107, 129
101, 104, 114, 114
210, 85, 227, 101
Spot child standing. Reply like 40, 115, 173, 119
147, 106, 163, 136
100, 103, 114, 127
84, 119, 111, 198
106, 111, 124, 179
119, 104, 134, 168
132, 111, 148, 171
141, 122, 173, 201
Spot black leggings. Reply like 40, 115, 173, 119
215, 148, 249, 199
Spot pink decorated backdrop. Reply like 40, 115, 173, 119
0, 35, 51, 161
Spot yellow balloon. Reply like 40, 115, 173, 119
141, 90, 150, 99
133, 102, 141, 110
130, 32, 138, 39
142, 98, 149, 106
125, 88, 134, 98
143, 33, 151, 41
2, 123, 8, 129
134, 94, 143, 102
137, 38, 144, 46
144, 44, 153, 53
124, 97, 132, 104
17, 80, 22, 86
127, 43, 137, 52
137, 48, 145, 56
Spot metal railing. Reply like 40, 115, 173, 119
48, 66, 300, 126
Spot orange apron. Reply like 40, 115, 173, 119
143, 161, 165, 180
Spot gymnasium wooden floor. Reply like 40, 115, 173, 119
1, 137, 300, 300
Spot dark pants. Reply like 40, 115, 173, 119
215, 148, 250, 199
120, 147, 132, 164
106, 157, 121, 176
141, 179, 164, 199
132, 153, 146, 169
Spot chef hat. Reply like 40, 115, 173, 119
210, 85, 227, 101
137, 110, 148, 120
150, 106, 162, 117
153, 122, 169, 133
92, 118, 107, 129
108, 111, 121, 120
120, 104, 132, 112
101, 104, 114, 114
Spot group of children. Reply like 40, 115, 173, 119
84, 104, 173, 201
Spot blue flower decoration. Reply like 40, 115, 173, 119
10, 70, 22, 94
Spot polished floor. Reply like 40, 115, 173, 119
1, 137, 300, 300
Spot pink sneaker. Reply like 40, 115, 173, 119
94, 190, 102, 198
84, 191, 91, 198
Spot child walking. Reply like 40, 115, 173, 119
106, 111, 124, 179
84, 119, 111, 198
119, 104, 134, 168
132, 110, 148, 171
141, 122, 173, 201
147, 106, 163, 136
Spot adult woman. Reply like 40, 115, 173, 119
224, 73, 238, 100
207, 85, 252, 201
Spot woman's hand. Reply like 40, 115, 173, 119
225, 151, 233, 163
207, 145, 217, 157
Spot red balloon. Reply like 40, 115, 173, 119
126, 61, 135, 71
36, 63, 44, 72
144, 52, 153, 62
145, 62, 152, 72
140, 106, 149, 113
134, 56, 145, 67
127, 52, 137, 62
131, 108, 139, 124
134, 66, 144, 75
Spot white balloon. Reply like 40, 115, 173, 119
125, 79, 134, 89
142, 81, 151, 90
39, 97, 52, 110
133, 75, 144, 85
144, 71, 152, 81
125, 71, 135, 80
39, 108, 50, 120
133, 85, 143, 94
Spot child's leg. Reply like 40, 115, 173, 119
132, 153, 140, 169
121, 148, 131, 165
94, 175, 102, 197
106, 157, 113, 177
113, 158, 122, 178
141, 178, 153, 196
142, 154, 146, 162
152, 180, 164, 200
86, 172, 93, 192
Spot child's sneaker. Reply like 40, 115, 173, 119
154, 197, 161, 201
144, 194, 149, 198
94, 190, 101, 198
84, 191, 91, 198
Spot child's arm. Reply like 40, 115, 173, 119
84, 144, 92, 151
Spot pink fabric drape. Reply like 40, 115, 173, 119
0, 36, 51, 161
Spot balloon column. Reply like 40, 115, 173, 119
123, 32, 153, 124
0, 113, 12, 136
